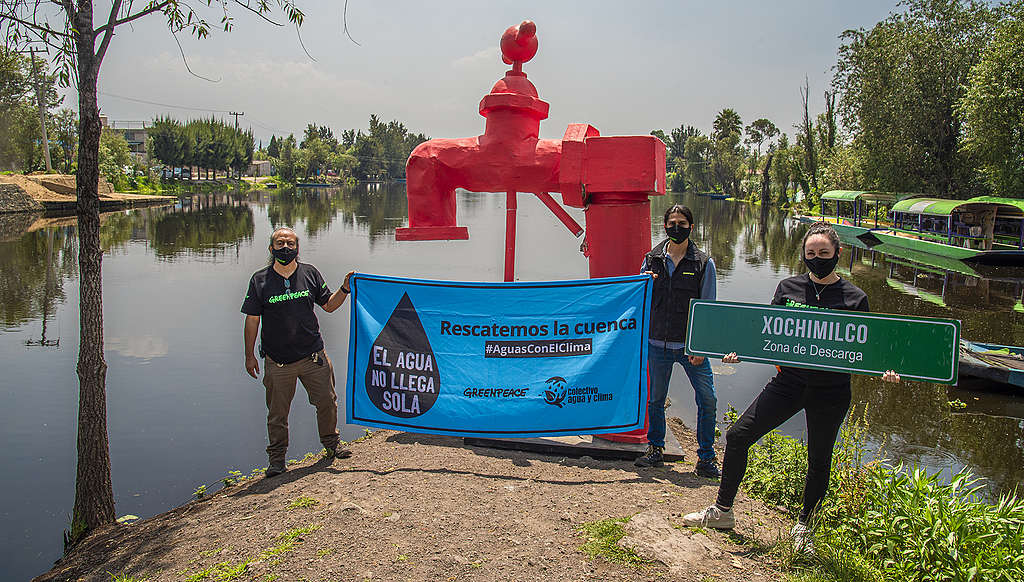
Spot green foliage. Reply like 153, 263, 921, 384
185, 561, 249, 582
288, 496, 320, 509
351, 114, 428, 180
149, 116, 254, 179
277, 523, 320, 543
276, 134, 298, 183
193, 484, 208, 499
959, 3, 1024, 197
835, 0, 998, 196
98, 129, 132, 189
220, 471, 243, 487
0, 48, 60, 172
736, 404, 1024, 581
52, 107, 77, 173
578, 518, 652, 568
108, 572, 148, 582
684, 133, 713, 193
713, 108, 742, 142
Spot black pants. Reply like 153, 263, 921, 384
716, 371, 851, 523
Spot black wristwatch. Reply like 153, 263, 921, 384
341, 285, 350, 294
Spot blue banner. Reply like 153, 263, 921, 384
346, 274, 652, 437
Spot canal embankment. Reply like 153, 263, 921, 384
0, 174, 173, 215
33, 419, 789, 582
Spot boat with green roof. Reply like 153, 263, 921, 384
857, 197, 1024, 266
794, 190, 901, 238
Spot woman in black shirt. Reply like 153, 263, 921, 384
682, 222, 900, 550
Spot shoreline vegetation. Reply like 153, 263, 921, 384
35, 413, 1024, 582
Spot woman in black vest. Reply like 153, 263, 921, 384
682, 221, 900, 551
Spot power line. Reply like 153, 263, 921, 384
98, 91, 232, 114
98, 91, 293, 135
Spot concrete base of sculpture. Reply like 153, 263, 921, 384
463, 428, 684, 462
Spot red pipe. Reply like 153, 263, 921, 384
534, 191, 584, 236
504, 191, 517, 282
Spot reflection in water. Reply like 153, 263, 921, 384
0, 227, 76, 332
106, 334, 170, 361
146, 194, 255, 260
266, 183, 410, 247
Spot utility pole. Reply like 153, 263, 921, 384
29, 47, 52, 172
228, 112, 244, 179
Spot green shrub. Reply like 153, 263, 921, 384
735, 405, 1024, 581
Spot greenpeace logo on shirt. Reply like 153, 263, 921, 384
785, 299, 824, 310
268, 289, 311, 304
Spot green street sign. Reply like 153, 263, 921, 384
685, 300, 960, 384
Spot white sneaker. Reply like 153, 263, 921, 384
791, 523, 814, 554
682, 505, 735, 529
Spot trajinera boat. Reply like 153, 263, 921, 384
856, 197, 1024, 266
795, 190, 900, 238
960, 340, 1024, 389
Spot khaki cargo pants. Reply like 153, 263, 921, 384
263, 350, 340, 464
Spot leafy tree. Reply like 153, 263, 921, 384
959, 3, 1024, 196
277, 134, 298, 183
267, 134, 280, 158
98, 128, 131, 188
713, 108, 742, 142
710, 109, 745, 194
149, 116, 183, 170
712, 132, 744, 195
53, 107, 78, 172
745, 118, 779, 180
0, 48, 59, 171
345, 115, 427, 180
302, 134, 330, 179
341, 128, 356, 148
683, 134, 713, 193
1, 0, 306, 545
820, 142, 866, 192
771, 134, 804, 207
150, 117, 252, 179
745, 119, 779, 159
835, 0, 997, 196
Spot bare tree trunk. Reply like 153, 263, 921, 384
800, 78, 819, 201
69, 0, 116, 545
761, 153, 774, 206
823, 90, 837, 154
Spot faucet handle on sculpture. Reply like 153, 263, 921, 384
501, 20, 538, 75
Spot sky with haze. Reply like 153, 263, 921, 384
79, 0, 901, 145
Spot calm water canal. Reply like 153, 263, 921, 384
2, 187, 1023, 579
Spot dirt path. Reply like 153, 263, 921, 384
36, 419, 789, 582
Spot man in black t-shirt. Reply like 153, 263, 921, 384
241, 226, 354, 477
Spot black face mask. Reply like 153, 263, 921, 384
666, 224, 691, 244
272, 246, 298, 265
804, 254, 839, 279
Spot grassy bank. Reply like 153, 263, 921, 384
731, 405, 1024, 581
114, 176, 261, 195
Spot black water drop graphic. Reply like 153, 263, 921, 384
365, 292, 441, 418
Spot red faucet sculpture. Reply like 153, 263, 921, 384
396, 21, 666, 442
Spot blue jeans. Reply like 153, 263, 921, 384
647, 345, 717, 462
